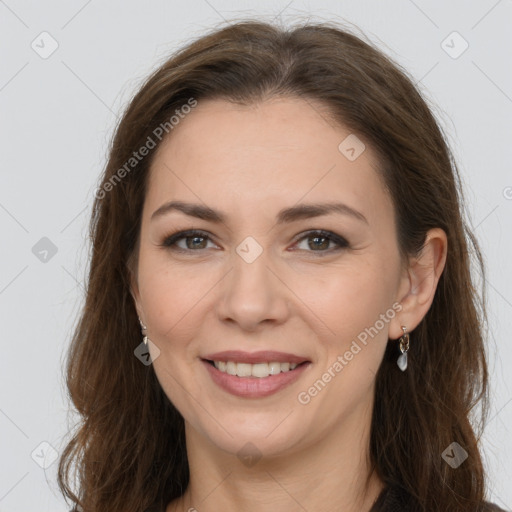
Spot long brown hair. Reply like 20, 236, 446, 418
58, 19, 491, 511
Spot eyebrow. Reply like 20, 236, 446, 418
151, 200, 369, 225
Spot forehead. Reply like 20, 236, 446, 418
144, 97, 392, 227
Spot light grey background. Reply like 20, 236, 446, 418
1, 1, 511, 510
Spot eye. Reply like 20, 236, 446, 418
160, 230, 218, 252
160, 229, 349, 254
292, 230, 349, 253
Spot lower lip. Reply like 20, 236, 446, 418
202, 360, 311, 398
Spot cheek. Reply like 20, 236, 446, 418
300, 264, 394, 403
292, 258, 395, 340
138, 259, 210, 409
137, 255, 202, 351
295, 262, 397, 402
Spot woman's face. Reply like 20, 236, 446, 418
131, 96, 408, 459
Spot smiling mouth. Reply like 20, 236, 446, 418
203, 359, 309, 379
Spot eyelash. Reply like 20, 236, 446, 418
159, 229, 349, 255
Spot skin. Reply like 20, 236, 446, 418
130, 96, 447, 512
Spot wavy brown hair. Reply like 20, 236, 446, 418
58, 19, 492, 512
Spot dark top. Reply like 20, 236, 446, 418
369, 484, 509, 512
70, 485, 510, 511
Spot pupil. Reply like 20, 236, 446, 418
185, 235, 330, 251
310, 236, 328, 250
188, 236, 205, 249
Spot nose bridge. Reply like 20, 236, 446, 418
216, 241, 288, 329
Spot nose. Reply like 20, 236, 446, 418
215, 248, 290, 332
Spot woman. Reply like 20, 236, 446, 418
58, 19, 507, 512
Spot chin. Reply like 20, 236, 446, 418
187, 408, 308, 459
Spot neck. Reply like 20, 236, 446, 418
167, 399, 384, 512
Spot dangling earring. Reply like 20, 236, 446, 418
139, 318, 149, 346
397, 326, 409, 371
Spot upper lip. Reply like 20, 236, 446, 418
202, 350, 310, 364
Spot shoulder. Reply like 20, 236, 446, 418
373, 485, 510, 512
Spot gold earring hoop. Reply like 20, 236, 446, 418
397, 326, 410, 371
139, 318, 148, 346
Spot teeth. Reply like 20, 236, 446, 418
213, 360, 300, 378
226, 361, 237, 375
253, 363, 270, 377
236, 363, 252, 377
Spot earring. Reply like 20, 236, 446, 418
139, 318, 148, 346
397, 326, 409, 371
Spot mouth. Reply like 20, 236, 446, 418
202, 359, 309, 378
200, 351, 312, 398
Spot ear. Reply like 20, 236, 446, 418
389, 227, 448, 339
127, 258, 145, 324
